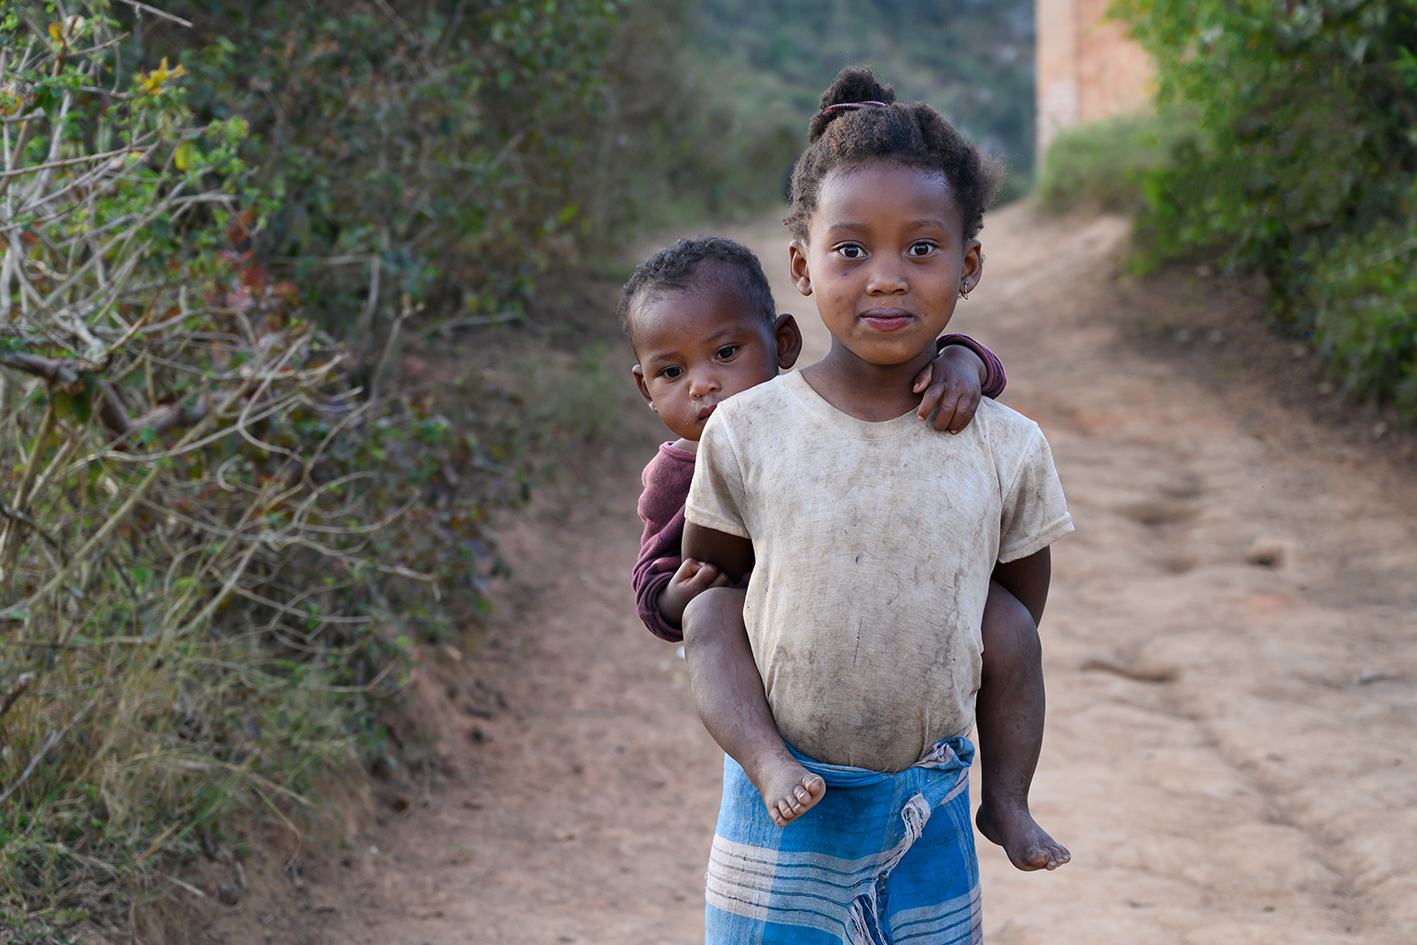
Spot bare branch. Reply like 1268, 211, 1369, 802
0, 352, 214, 443
0, 145, 150, 180
0, 697, 98, 806
0, 350, 93, 394
228, 584, 374, 625
96, 380, 210, 440
112, 0, 194, 28
0, 672, 37, 722
1, 501, 68, 564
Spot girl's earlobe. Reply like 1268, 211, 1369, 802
959, 239, 984, 297
788, 240, 814, 297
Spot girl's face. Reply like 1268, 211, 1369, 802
788, 162, 982, 369
630, 278, 801, 443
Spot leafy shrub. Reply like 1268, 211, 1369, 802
1113, 0, 1417, 415
0, 4, 527, 935
1304, 210, 1417, 419
129, 0, 624, 342
1037, 108, 1198, 215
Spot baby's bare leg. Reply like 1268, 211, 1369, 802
681, 587, 824, 827
975, 580, 1071, 870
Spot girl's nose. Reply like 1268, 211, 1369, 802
866, 258, 908, 295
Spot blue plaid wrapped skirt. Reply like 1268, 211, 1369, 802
704, 737, 981, 944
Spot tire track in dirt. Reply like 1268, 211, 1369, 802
223, 203, 1417, 945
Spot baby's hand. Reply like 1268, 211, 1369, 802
913, 343, 987, 434
657, 557, 733, 628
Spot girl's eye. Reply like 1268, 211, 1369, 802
716, 345, 740, 360
836, 244, 865, 259
660, 366, 682, 380
908, 241, 936, 257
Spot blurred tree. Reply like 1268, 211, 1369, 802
119, 0, 625, 341
696, 0, 1036, 189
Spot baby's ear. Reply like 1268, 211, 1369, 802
774, 314, 804, 369
631, 364, 657, 412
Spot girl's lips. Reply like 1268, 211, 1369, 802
859, 310, 914, 331
696, 404, 717, 421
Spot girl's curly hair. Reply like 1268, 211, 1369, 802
784, 66, 1004, 242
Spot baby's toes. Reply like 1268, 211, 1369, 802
1018, 845, 1050, 870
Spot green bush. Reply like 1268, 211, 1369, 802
1037, 108, 1198, 215
1304, 210, 1417, 419
1113, 0, 1417, 416
0, 4, 534, 935
127, 0, 624, 342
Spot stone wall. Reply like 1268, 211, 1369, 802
1036, 0, 1154, 162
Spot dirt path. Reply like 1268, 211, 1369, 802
245, 203, 1417, 944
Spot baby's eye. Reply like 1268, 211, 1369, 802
659, 365, 683, 380
716, 345, 741, 360
907, 241, 936, 257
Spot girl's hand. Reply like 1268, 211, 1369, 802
657, 557, 734, 627
914, 343, 987, 434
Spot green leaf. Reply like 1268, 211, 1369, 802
53, 385, 93, 424
175, 140, 200, 170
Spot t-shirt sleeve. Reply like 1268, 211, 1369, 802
997, 427, 1074, 563
684, 413, 751, 539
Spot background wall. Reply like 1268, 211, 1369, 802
1036, 0, 1153, 160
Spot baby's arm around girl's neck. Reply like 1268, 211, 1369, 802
683, 521, 753, 584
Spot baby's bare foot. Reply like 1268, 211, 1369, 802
755, 760, 826, 827
976, 801, 1070, 871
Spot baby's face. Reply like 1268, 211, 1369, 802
631, 284, 782, 442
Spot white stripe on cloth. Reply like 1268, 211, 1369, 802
708, 793, 935, 926
890, 886, 982, 943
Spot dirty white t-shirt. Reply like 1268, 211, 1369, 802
686, 370, 1073, 772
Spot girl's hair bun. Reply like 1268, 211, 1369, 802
808, 66, 896, 142
786, 65, 1003, 241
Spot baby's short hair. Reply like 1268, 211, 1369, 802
617, 236, 777, 344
